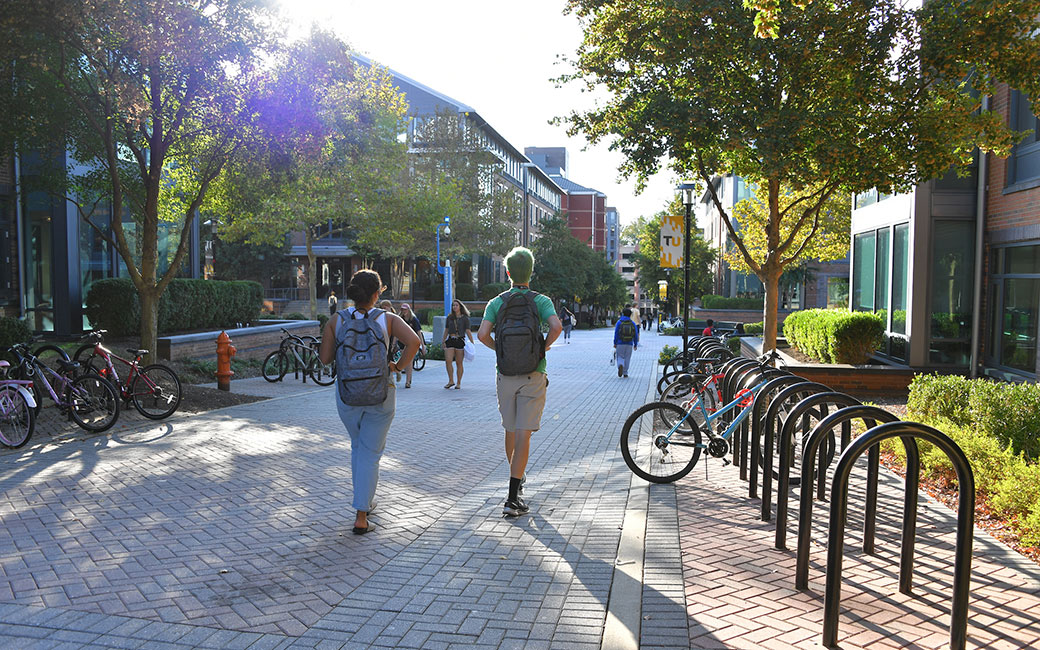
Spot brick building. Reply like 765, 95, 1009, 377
525, 147, 609, 253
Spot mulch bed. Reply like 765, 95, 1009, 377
178, 384, 268, 412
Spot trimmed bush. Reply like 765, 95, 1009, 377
782, 308, 883, 364
659, 344, 679, 365
726, 336, 741, 354
317, 314, 329, 330
0, 317, 32, 349
283, 312, 307, 321
455, 283, 476, 301
426, 343, 445, 361
85, 278, 264, 337
416, 308, 438, 325
701, 294, 764, 310
481, 282, 510, 300
744, 321, 763, 335
662, 326, 682, 335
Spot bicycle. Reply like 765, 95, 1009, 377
72, 330, 183, 420
8, 341, 120, 432
0, 359, 36, 448
621, 350, 828, 483
263, 328, 335, 385
392, 342, 426, 371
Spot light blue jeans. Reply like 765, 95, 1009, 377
335, 383, 396, 512
616, 344, 634, 374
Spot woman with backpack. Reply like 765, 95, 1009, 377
442, 299, 474, 390
318, 270, 421, 535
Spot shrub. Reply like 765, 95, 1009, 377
85, 278, 264, 336
782, 309, 883, 364
416, 308, 438, 325
659, 344, 679, 365
727, 336, 741, 354
455, 283, 476, 301
662, 326, 682, 335
0, 317, 32, 349
283, 312, 307, 321
426, 343, 445, 361
908, 374, 1040, 460
701, 294, 764, 310
481, 282, 511, 300
317, 314, 329, 330
744, 321, 763, 335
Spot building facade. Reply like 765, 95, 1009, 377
525, 146, 609, 253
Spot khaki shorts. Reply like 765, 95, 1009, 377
496, 372, 548, 432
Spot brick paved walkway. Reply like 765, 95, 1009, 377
0, 327, 1038, 649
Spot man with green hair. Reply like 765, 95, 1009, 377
478, 246, 562, 516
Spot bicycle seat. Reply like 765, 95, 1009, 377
0, 360, 8, 368
57, 359, 80, 373
127, 348, 149, 356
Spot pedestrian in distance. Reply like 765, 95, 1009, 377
397, 303, 424, 388
319, 270, 421, 535
379, 300, 403, 384
560, 307, 575, 343
328, 290, 338, 315
702, 318, 716, 336
614, 307, 639, 378
630, 305, 641, 330
477, 246, 562, 517
443, 299, 474, 390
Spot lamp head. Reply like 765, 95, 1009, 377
444, 225, 451, 236
676, 182, 698, 208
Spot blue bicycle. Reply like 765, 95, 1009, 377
621, 372, 772, 483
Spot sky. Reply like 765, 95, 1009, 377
276, 0, 677, 225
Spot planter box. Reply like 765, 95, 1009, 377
157, 320, 321, 361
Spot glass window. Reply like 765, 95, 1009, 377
892, 223, 909, 334
875, 227, 890, 319
930, 220, 974, 341
23, 191, 54, 332
827, 277, 849, 308
1006, 245, 1040, 274
1009, 90, 1040, 185
852, 232, 876, 311
1000, 278, 1040, 372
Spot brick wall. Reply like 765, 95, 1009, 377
158, 321, 321, 361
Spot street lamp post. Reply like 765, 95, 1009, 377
436, 216, 452, 317
677, 182, 697, 361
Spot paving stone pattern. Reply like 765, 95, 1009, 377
0, 327, 664, 648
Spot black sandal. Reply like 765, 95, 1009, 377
352, 522, 374, 535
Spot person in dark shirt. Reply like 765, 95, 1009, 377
398, 303, 424, 388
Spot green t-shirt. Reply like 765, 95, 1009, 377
483, 288, 556, 373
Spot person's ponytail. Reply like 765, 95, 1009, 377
346, 269, 382, 306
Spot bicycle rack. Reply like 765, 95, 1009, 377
796, 406, 918, 590
774, 391, 861, 550
730, 365, 785, 474
721, 358, 758, 404
758, 381, 830, 522
748, 374, 805, 499
822, 421, 974, 650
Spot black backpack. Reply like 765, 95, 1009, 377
618, 319, 636, 343
494, 290, 544, 375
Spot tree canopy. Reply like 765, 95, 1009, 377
562, 0, 1040, 348
532, 216, 627, 313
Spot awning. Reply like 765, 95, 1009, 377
288, 245, 356, 258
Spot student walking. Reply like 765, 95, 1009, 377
477, 247, 562, 517
560, 307, 575, 343
442, 299, 474, 389
397, 303, 424, 388
318, 270, 421, 535
328, 291, 338, 315
613, 307, 639, 378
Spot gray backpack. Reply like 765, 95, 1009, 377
335, 308, 390, 406
494, 290, 544, 375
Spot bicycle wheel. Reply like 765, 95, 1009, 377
620, 401, 703, 484
412, 350, 426, 371
130, 364, 182, 419
262, 350, 289, 382
307, 356, 336, 386
0, 386, 34, 448
66, 375, 120, 432
34, 344, 70, 369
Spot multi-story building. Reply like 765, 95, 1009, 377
849, 84, 1040, 377
605, 206, 620, 266
525, 147, 608, 253
618, 244, 639, 305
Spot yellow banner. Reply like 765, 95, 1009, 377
659, 215, 684, 268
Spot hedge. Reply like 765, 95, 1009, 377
481, 282, 511, 300
701, 294, 764, 310
455, 283, 476, 301
85, 278, 264, 337
902, 374, 1040, 546
744, 321, 763, 335
782, 308, 883, 364
0, 317, 32, 349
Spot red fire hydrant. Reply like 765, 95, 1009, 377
216, 331, 236, 391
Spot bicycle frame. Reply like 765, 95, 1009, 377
670, 377, 769, 449
88, 344, 141, 395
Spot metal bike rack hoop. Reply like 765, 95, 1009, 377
748, 374, 804, 499
823, 421, 974, 650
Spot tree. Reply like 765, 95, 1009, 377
0, 0, 276, 358
217, 33, 409, 318
562, 0, 1040, 349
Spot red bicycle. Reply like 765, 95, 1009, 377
73, 330, 182, 420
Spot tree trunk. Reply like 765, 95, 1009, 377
761, 267, 782, 352
305, 231, 317, 319
390, 259, 405, 298
139, 286, 160, 366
